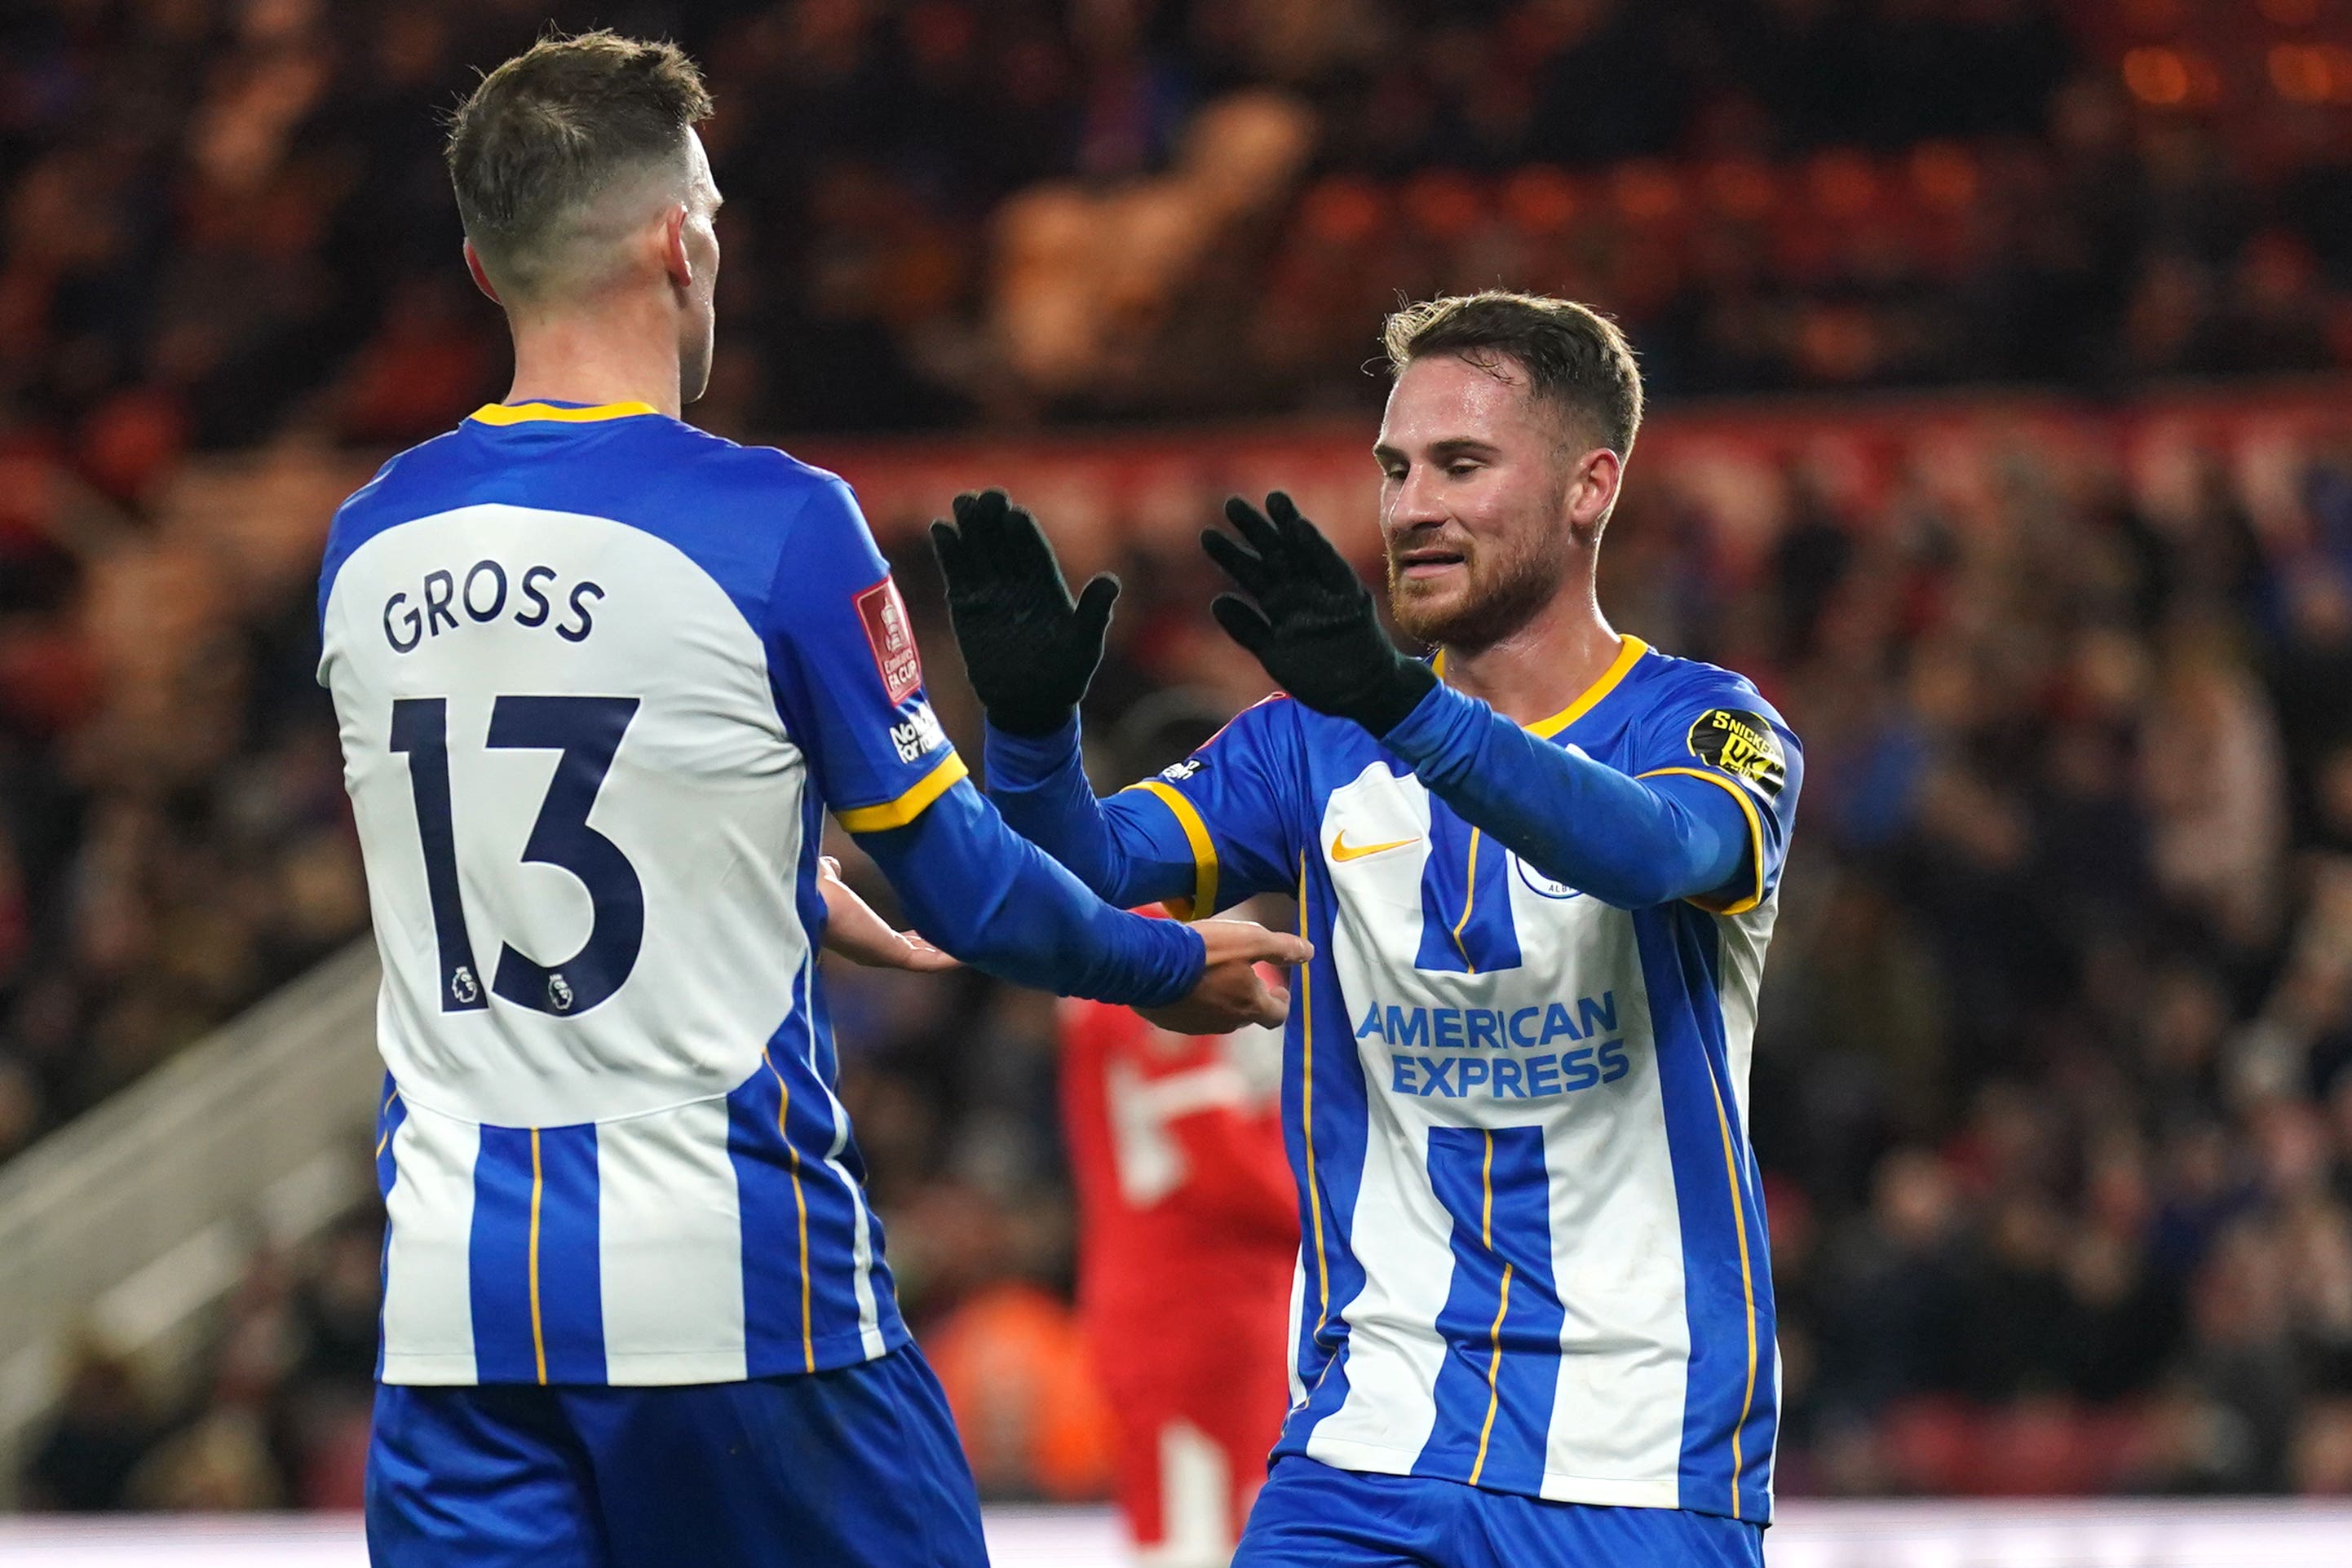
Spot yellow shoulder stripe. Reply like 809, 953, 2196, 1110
1640, 766, 1766, 915
836, 753, 968, 833
468, 400, 661, 426
1122, 780, 1218, 920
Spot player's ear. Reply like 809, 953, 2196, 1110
1567, 447, 1620, 542
462, 241, 502, 307
660, 203, 694, 293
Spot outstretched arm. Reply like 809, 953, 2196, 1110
1381, 682, 1751, 909
856, 780, 1308, 1030
848, 776, 1200, 1003
767, 470, 1302, 1025
1200, 492, 1778, 911
982, 719, 1204, 912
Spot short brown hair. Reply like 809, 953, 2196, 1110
1382, 291, 1643, 456
446, 30, 713, 298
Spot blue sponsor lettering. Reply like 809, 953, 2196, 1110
1360, 993, 1630, 1099
1379, 1040, 1626, 1101
1579, 992, 1618, 1038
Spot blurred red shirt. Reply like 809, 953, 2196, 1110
1059, 978, 1298, 1564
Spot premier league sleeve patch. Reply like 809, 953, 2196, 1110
1687, 708, 1787, 799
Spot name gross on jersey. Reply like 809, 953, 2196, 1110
382, 557, 607, 652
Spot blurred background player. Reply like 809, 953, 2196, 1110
319, 33, 1305, 1568
1061, 952, 1294, 1568
933, 293, 1798, 1568
1062, 718, 1298, 1568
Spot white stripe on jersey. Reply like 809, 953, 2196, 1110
596, 1096, 749, 1384
378, 1095, 479, 1384
1714, 901, 1777, 1132
1528, 879, 1687, 1503
1284, 1253, 1309, 1409
1298, 1094, 1456, 1473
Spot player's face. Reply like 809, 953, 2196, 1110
678, 131, 722, 402
1375, 353, 1581, 650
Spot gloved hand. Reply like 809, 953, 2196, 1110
1202, 492, 1436, 736
929, 489, 1120, 736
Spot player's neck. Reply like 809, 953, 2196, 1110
502, 304, 684, 420
1436, 589, 1622, 730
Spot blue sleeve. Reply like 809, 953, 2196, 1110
1628, 672, 1802, 912
763, 474, 1204, 1005
984, 719, 1201, 912
984, 697, 1304, 918
763, 473, 967, 825
1381, 670, 1801, 913
857, 777, 1205, 1006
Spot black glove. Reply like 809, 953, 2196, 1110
929, 488, 1120, 736
1202, 492, 1436, 736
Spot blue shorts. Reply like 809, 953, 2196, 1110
1233, 1455, 1766, 1568
365, 1345, 986, 1568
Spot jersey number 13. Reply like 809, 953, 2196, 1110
389, 695, 643, 1018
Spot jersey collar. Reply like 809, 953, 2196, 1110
1431, 635, 1649, 738
467, 400, 661, 426
1529, 635, 1648, 737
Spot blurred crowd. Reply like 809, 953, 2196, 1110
0, 445, 367, 1165
14, 0, 2352, 1519
4, 0, 2352, 467
22, 1211, 379, 1512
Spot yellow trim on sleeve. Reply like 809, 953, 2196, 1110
1639, 766, 1767, 916
1123, 780, 1218, 920
468, 400, 661, 426
528, 1129, 548, 1386
834, 753, 969, 833
1527, 637, 1649, 738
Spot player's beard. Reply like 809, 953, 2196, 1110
1386, 522, 1563, 653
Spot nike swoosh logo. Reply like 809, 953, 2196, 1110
1330, 832, 1420, 862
